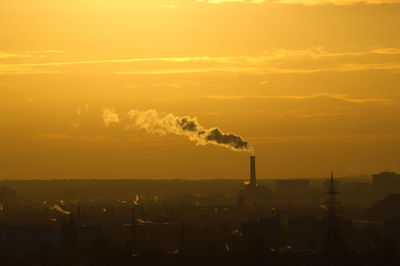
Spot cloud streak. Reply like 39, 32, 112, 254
114, 63, 400, 75
156, 93, 393, 104
0, 50, 63, 60
2, 47, 399, 65
34, 134, 118, 143
1, 47, 399, 75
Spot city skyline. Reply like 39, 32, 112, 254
1, 0, 400, 179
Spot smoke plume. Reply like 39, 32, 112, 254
103, 108, 120, 127
51, 204, 71, 215
126, 109, 253, 153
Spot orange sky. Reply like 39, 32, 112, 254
1, 0, 400, 179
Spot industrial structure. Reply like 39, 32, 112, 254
250, 155, 257, 187
238, 156, 271, 206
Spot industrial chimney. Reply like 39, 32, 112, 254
250, 156, 256, 186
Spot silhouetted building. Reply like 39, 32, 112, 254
4, 173, 400, 265
241, 217, 281, 254
62, 213, 77, 250
374, 218, 400, 264
287, 215, 322, 249
238, 156, 271, 206
367, 193, 400, 219
275, 179, 310, 194
275, 179, 312, 205
0, 225, 61, 255
0, 186, 17, 206
341, 182, 372, 205
373, 171, 400, 197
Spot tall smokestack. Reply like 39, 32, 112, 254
250, 156, 256, 186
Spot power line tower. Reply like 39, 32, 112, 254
327, 172, 338, 222
323, 173, 346, 265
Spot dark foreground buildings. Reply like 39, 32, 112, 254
1, 160, 400, 265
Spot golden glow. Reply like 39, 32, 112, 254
1, 0, 400, 179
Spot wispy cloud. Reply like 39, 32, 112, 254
0, 52, 29, 60
160, 4, 177, 8
115, 63, 400, 75
0, 50, 63, 60
1, 47, 399, 66
0, 56, 233, 67
115, 67, 262, 75
1, 47, 399, 75
125, 81, 197, 88
156, 93, 392, 104
33, 134, 118, 143
276, 110, 356, 118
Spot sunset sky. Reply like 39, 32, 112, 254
1, 0, 400, 179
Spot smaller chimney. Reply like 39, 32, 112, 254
250, 156, 256, 186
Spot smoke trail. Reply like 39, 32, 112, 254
126, 109, 253, 153
103, 108, 120, 127
50, 204, 71, 215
